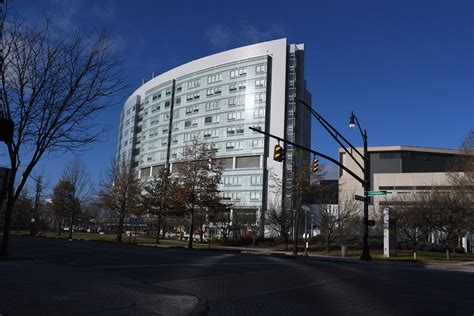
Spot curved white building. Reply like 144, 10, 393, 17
117, 38, 312, 225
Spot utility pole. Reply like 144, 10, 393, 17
31, 176, 42, 236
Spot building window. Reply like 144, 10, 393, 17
254, 93, 266, 103
228, 97, 244, 107
205, 100, 220, 111
176, 84, 182, 92
207, 73, 222, 84
230, 68, 247, 79
253, 108, 265, 118
151, 105, 160, 113
206, 87, 222, 97
222, 192, 241, 201
252, 124, 263, 132
185, 105, 200, 115
174, 109, 180, 119
186, 92, 200, 101
152, 93, 161, 101
226, 141, 242, 150
172, 136, 178, 143
250, 191, 261, 200
173, 122, 179, 131
149, 128, 159, 137
148, 141, 157, 150
256, 64, 266, 73
252, 139, 264, 148
184, 119, 198, 128
227, 126, 244, 135
255, 79, 266, 88
150, 116, 159, 126
205, 115, 220, 124
165, 88, 171, 96
204, 129, 218, 138
187, 79, 200, 89
223, 176, 242, 186
229, 82, 245, 92
161, 138, 167, 146
251, 175, 262, 185
162, 125, 169, 134
228, 111, 244, 121
175, 96, 181, 105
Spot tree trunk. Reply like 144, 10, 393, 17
325, 228, 330, 253
0, 198, 15, 259
284, 227, 289, 251
68, 202, 75, 240
446, 243, 451, 260
293, 210, 299, 257
58, 217, 63, 236
155, 214, 161, 244
161, 223, 167, 239
117, 208, 125, 243
187, 206, 194, 249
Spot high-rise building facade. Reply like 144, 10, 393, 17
116, 38, 311, 226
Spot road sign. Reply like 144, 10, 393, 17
354, 195, 368, 202
367, 190, 387, 196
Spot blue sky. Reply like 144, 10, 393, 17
4, 0, 473, 193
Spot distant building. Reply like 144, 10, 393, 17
339, 145, 471, 252
339, 145, 465, 211
116, 38, 312, 227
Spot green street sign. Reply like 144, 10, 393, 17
367, 191, 387, 196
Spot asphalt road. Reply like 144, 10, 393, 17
1, 236, 473, 315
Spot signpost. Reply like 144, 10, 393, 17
383, 208, 397, 257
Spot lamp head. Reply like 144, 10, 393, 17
349, 112, 356, 128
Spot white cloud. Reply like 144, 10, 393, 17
205, 25, 232, 50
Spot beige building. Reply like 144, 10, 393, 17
339, 145, 464, 212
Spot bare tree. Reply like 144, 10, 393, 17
61, 158, 92, 240
50, 180, 75, 236
290, 156, 314, 256
99, 160, 141, 243
0, 16, 125, 257
174, 138, 223, 249
385, 192, 434, 257
142, 167, 174, 244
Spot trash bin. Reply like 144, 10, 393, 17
341, 245, 348, 258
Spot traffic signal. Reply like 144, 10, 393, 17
312, 158, 319, 173
0, 116, 14, 143
273, 144, 285, 162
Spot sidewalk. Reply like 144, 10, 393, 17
209, 245, 474, 274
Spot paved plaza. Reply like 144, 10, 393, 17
0, 236, 473, 315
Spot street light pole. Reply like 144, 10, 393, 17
349, 112, 372, 261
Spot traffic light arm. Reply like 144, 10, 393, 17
249, 127, 367, 186
298, 99, 366, 172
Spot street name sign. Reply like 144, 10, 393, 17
367, 191, 387, 196
354, 195, 368, 202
